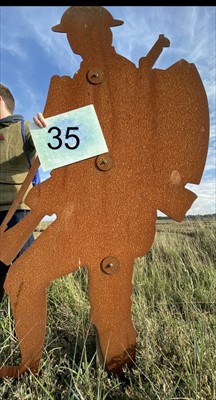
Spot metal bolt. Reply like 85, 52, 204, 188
100, 257, 120, 274
96, 154, 114, 171
87, 69, 104, 84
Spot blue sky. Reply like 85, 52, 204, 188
0, 6, 215, 216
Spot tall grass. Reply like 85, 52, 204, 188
0, 216, 215, 399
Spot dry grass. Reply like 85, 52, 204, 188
0, 215, 215, 399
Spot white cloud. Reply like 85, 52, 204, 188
22, 7, 80, 74
186, 181, 216, 215
0, 6, 80, 75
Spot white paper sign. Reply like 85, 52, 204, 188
29, 104, 108, 172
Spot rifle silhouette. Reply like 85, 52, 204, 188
0, 156, 45, 265
139, 34, 170, 69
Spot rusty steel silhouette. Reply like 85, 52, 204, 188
0, 6, 209, 379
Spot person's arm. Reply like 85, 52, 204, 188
26, 113, 48, 151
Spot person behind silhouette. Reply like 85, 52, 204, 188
0, 83, 47, 303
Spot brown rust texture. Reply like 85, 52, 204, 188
0, 6, 209, 379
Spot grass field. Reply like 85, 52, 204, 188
0, 215, 215, 399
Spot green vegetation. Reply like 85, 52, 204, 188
0, 216, 215, 399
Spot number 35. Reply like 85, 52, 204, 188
47, 126, 80, 150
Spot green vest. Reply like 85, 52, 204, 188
0, 120, 36, 211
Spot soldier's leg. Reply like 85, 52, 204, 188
0, 210, 34, 304
88, 254, 136, 378
87, 209, 157, 378
0, 221, 83, 378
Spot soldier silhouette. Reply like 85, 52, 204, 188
0, 6, 209, 379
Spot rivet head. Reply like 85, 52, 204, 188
101, 256, 120, 275
87, 69, 104, 84
96, 153, 114, 171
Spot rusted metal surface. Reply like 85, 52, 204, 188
0, 6, 209, 379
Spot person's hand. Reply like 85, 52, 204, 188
33, 112, 47, 128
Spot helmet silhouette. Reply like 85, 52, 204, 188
52, 6, 124, 33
